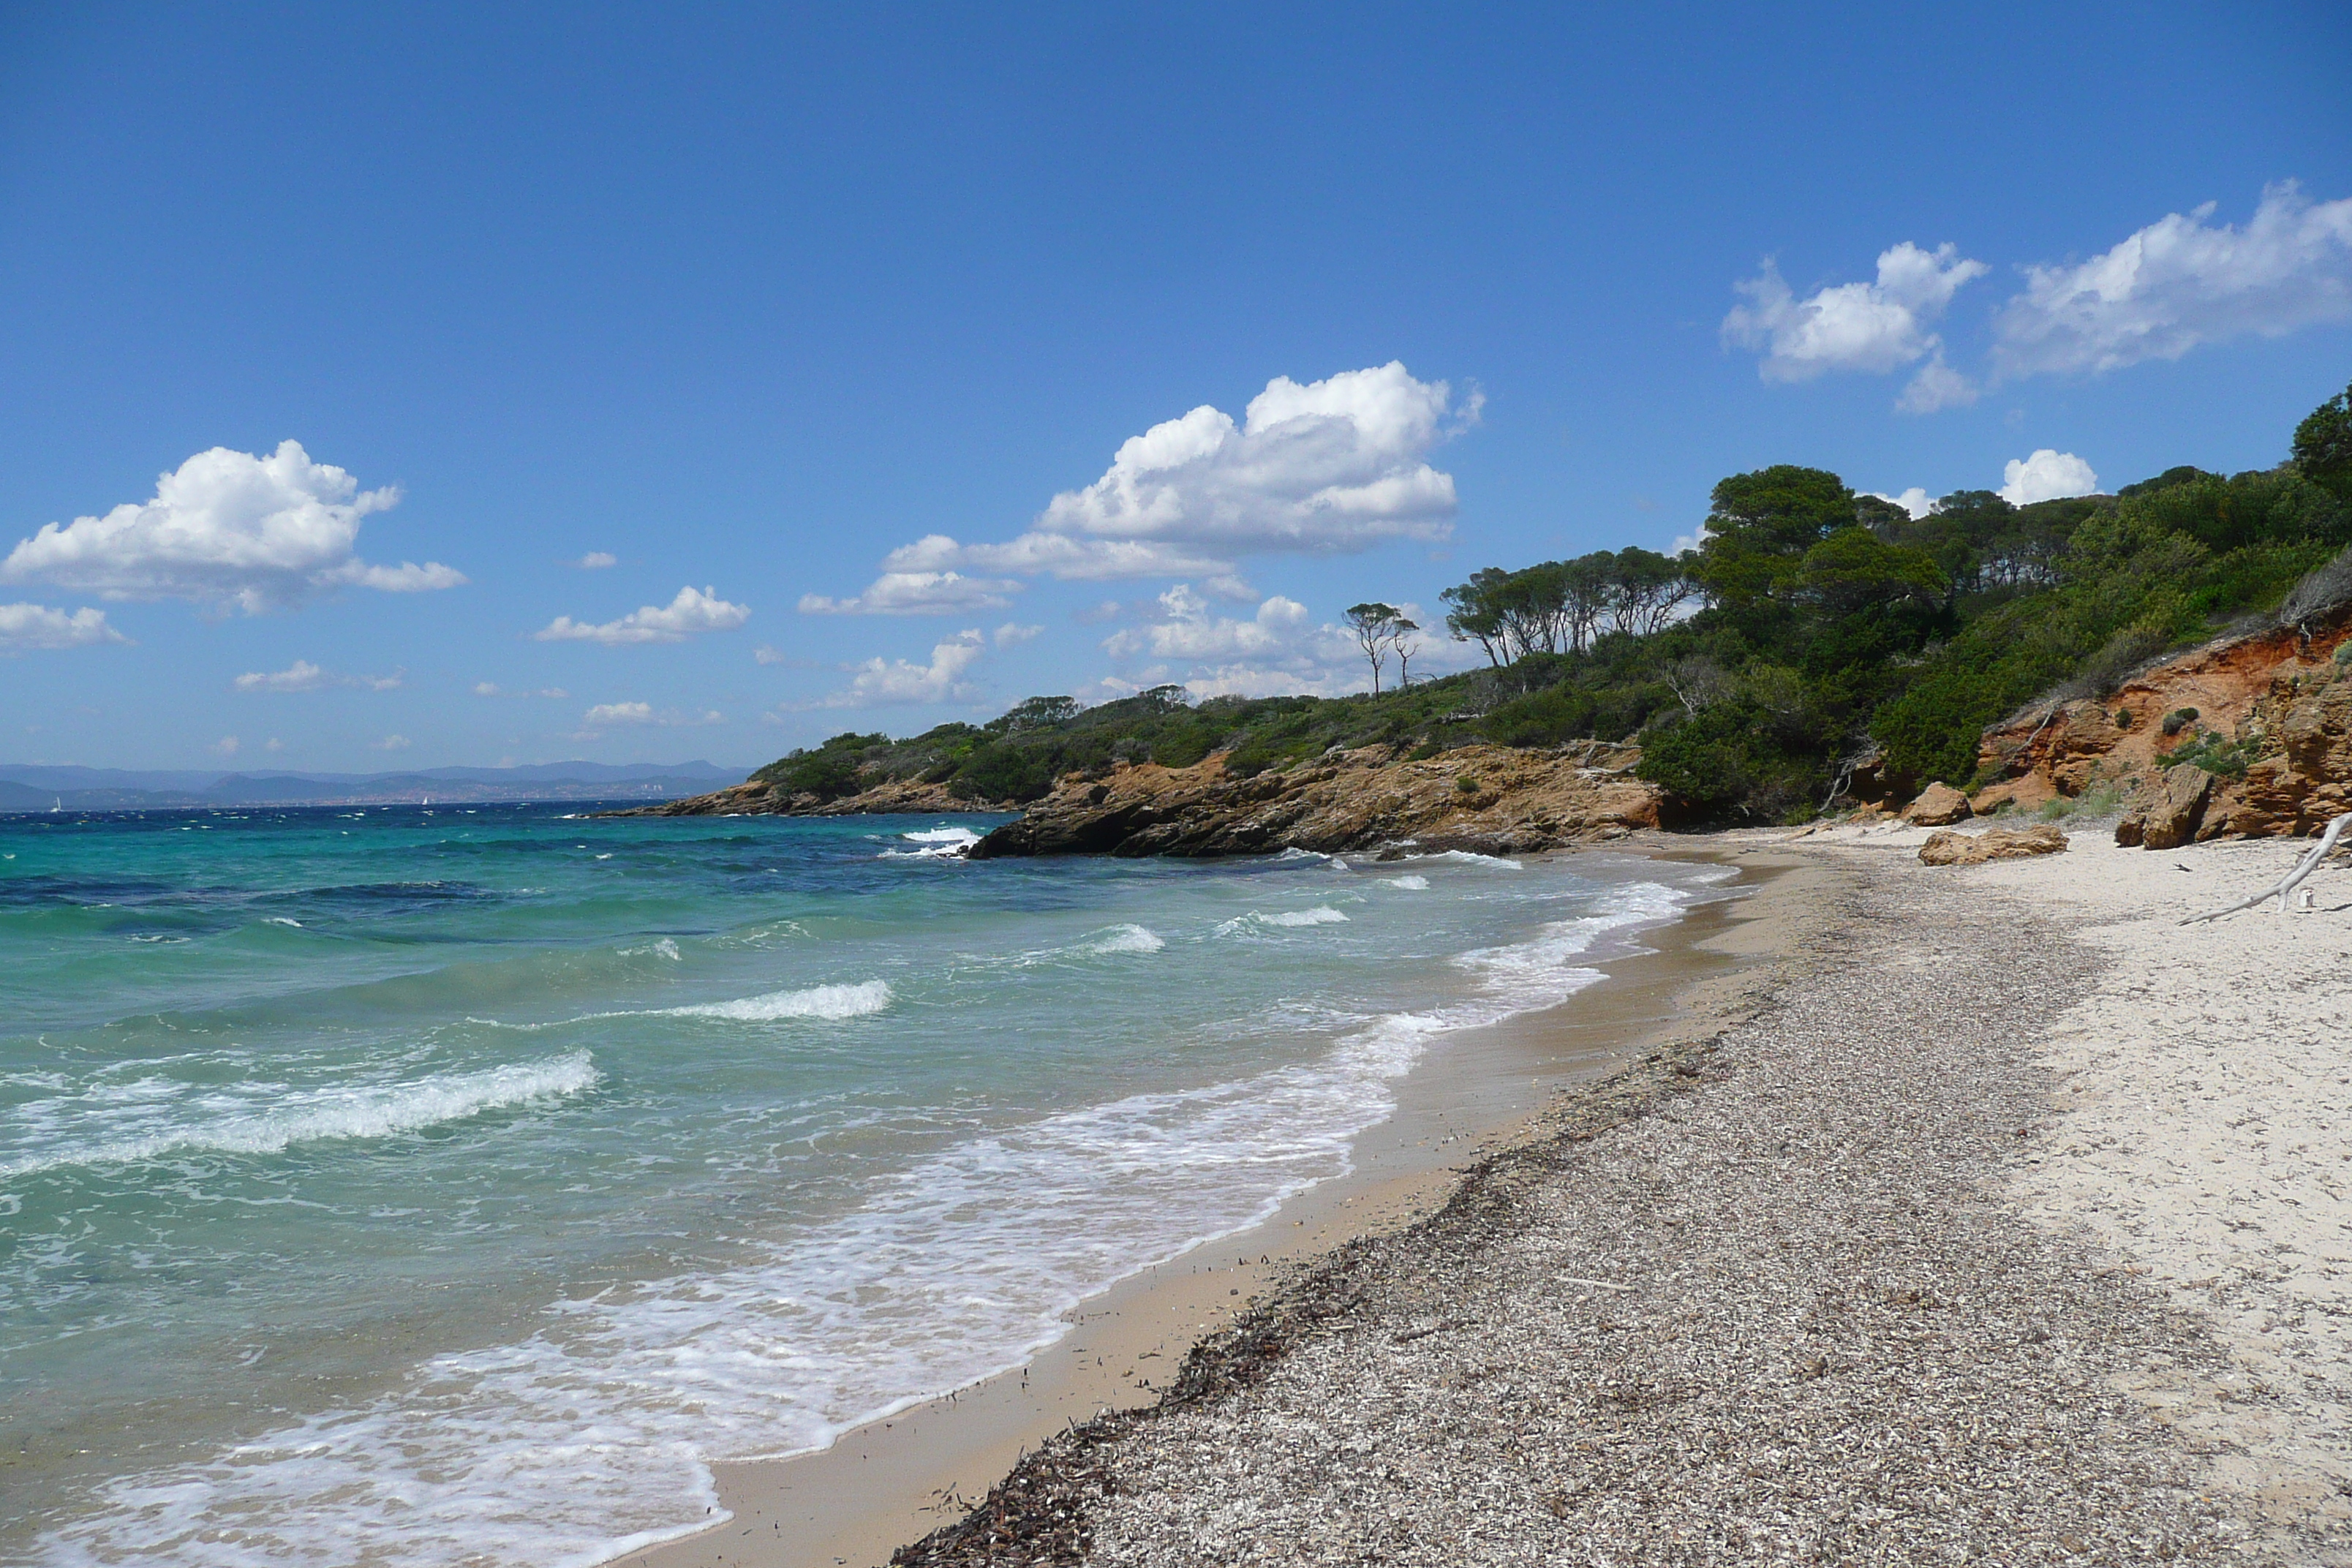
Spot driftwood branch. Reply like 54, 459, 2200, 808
2181, 811, 2352, 924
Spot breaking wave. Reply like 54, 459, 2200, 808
1, 1052, 600, 1179
663, 980, 893, 1022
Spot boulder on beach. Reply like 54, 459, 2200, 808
2114, 763, 2213, 850
1903, 782, 1972, 826
1919, 824, 2068, 866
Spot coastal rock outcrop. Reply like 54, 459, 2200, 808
2114, 764, 2214, 849
968, 743, 1663, 859
1969, 607, 2352, 844
2198, 674, 2352, 837
1918, 825, 2068, 866
1902, 782, 1972, 826
604, 774, 1004, 818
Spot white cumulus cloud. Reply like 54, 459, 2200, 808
1, 441, 465, 614
1725, 243, 1988, 397
1866, 489, 1938, 520
797, 570, 1022, 616
577, 551, 617, 569
233, 660, 403, 693
814, 364, 1472, 608
1102, 586, 1312, 660
473, 682, 568, 698
584, 701, 656, 725
1096, 587, 1467, 700
370, 734, 411, 751
993, 622, 1042, 647
879, 532, 1231, 584
535, 585, 750, 645
578, 701, 725, 728
1894, 355, 1979, 414
790, 630, 990, 709
1993, 183, 2352, 378
212, 736, 240, 756
1999, 451, 2101, 505
0, 603, 129, 652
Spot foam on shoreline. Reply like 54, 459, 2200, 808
633, 847, 1771, 1568
31, 865, 1722, 1568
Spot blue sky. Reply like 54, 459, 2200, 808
3, 1, 2348, 772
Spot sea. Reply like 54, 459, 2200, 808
0, 804, 1734, 1567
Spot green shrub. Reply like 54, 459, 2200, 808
1637, 704, 1827, 819
1480, 685, 1597, 748
2160, 707, 2200, 736
1872, 670, 2000, 785
947, 743, 1055, 802
2037, 779, 2128, 821
2163, 731, 2252, 778
2076, 622, 2174, 693
1149, 727, 1215, 769
1224, 741, 1280, 778
1455, 774, 1480, 794
771, 748, 865, 800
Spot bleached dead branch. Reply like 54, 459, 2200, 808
2182, 811, 2352, 924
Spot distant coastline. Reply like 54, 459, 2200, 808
0, 761, 754, 811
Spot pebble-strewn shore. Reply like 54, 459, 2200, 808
896, 848, 2272, 1566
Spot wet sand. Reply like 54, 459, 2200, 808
631, 845, 1820, 1568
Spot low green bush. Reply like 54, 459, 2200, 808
2163, 731, 2253, 778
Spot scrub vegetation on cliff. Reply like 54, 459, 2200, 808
756, 385, 2352, 824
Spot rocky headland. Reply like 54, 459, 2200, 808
610, 773, 981, 820
967, 742, 1660, 858
624, 606, 2352, 861
612, 742, 1666, 859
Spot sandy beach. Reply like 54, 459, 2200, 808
624, 821, 2352, 1567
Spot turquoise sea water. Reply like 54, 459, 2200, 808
0, 804, 1728, 1567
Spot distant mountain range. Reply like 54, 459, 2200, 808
0, 761, 751, 812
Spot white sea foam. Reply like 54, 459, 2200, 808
0, 1052, 600, 1180
31, 875, 1708, 1568
663, 980, 892, 1022
27, 860, 1722, 1568
1452, 881, 1687, 1014
1417, 849, 1523, 869
264, 916, 302, 927
1382, 875, 1430, 890
1077, 924, 1164, 955
621, 938, 683, 962
881, 826, 981, 860
1218, 906, 1350, 933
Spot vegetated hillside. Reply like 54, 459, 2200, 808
751, 383, 2352, 826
